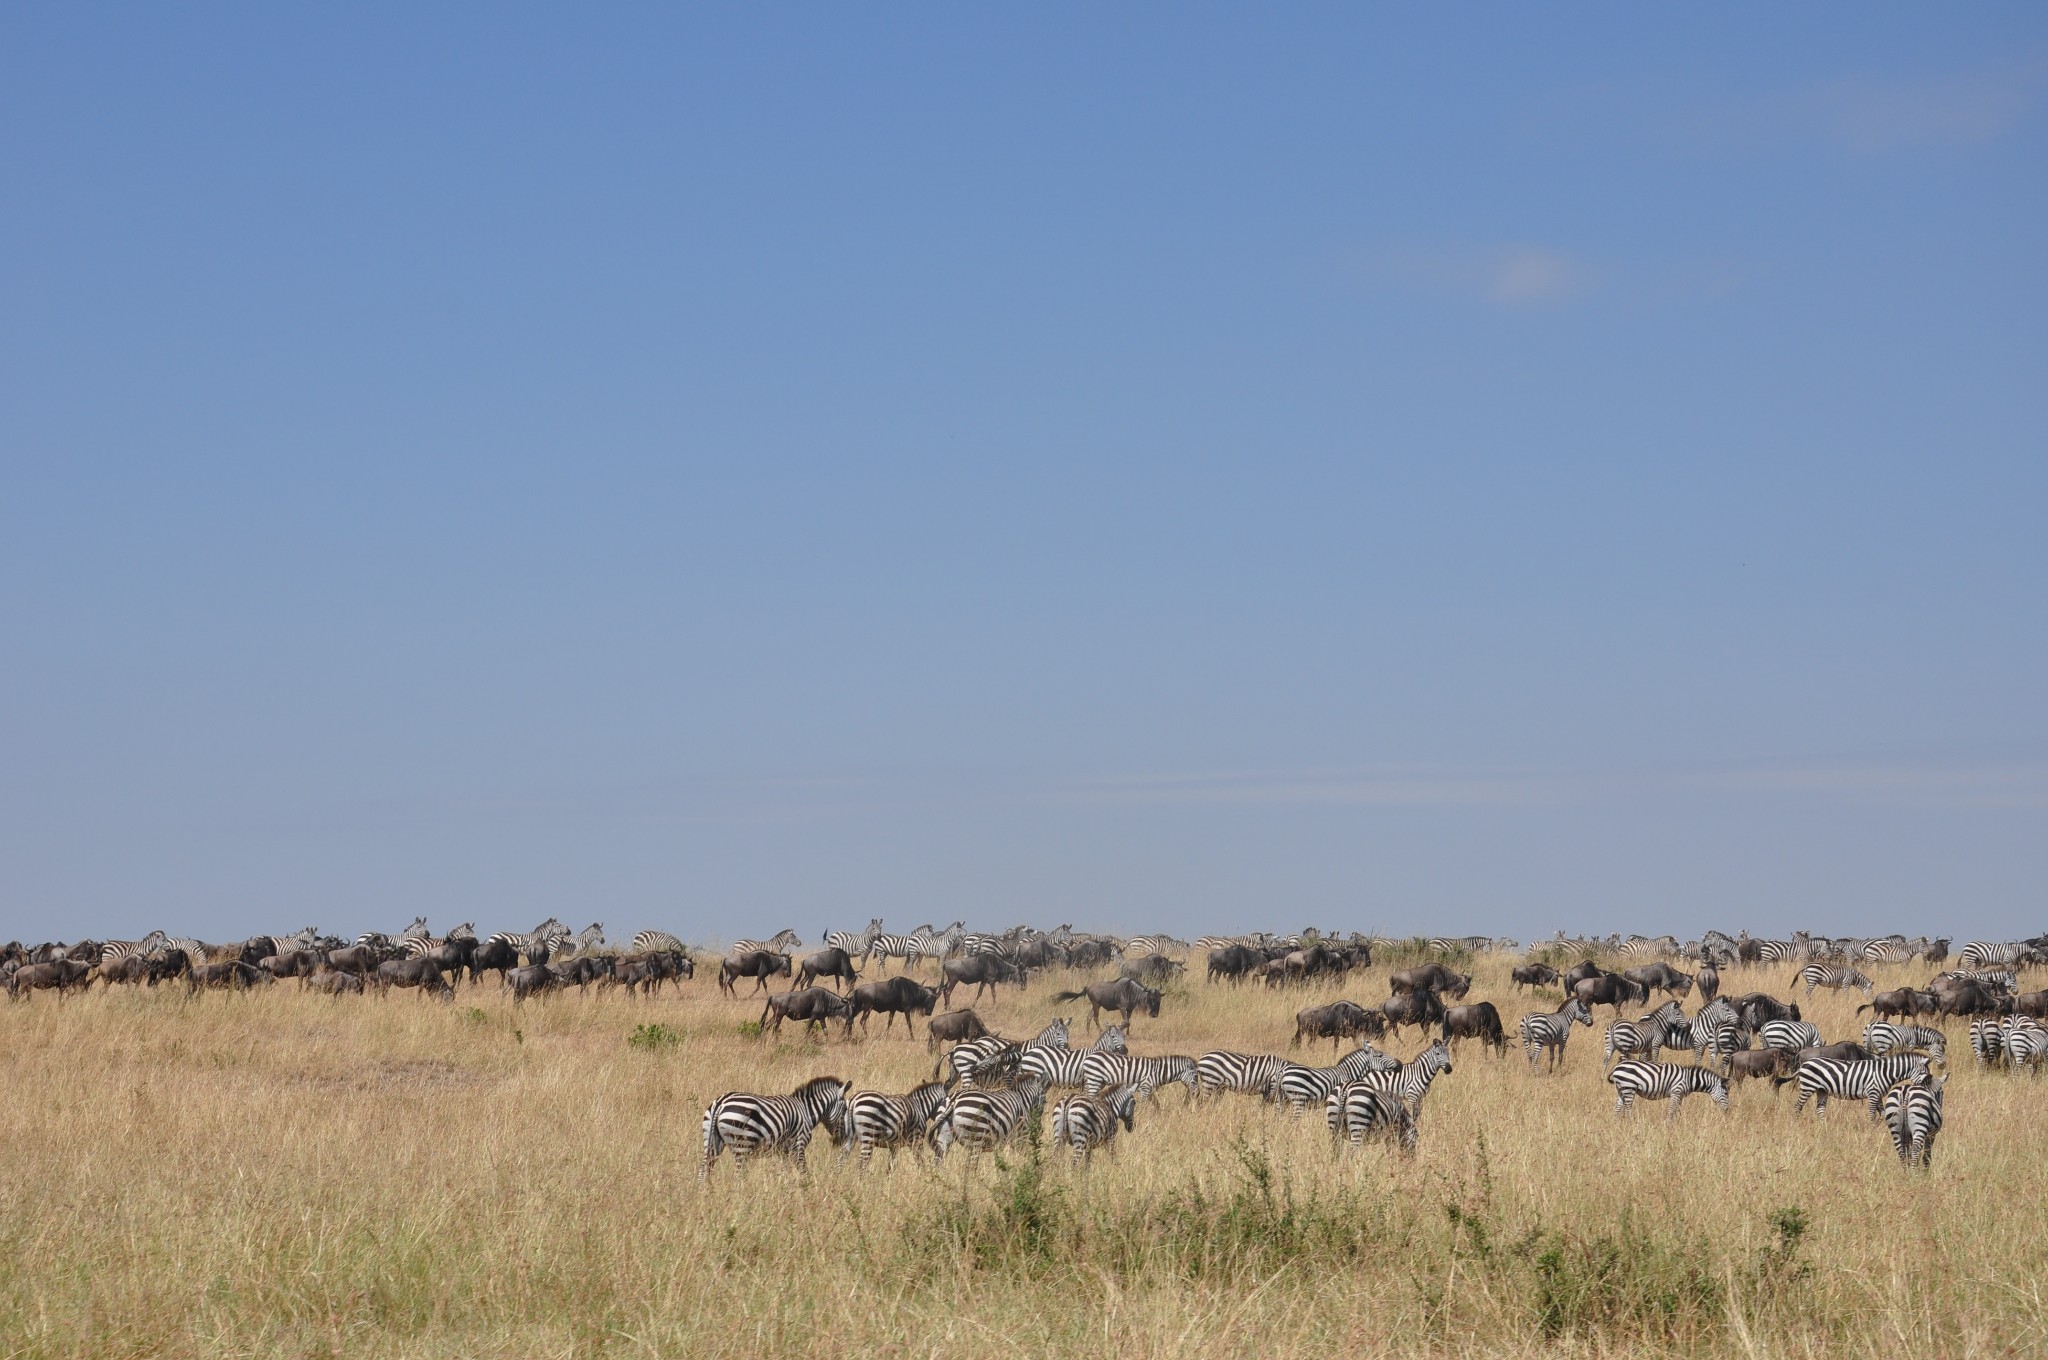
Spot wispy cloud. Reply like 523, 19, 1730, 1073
1066, 766, 1560, 808
1358, 244, 1597, 308
1692, 53, 2048, 155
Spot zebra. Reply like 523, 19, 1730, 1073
1049, 1085, 1139, 1164
1796, 964, 1874, 997
942, 1036, 1021, 1088
1520, 998, 1592, 1072
1969, 1017, 2006, 1065
840, 1081, 951, 1166
1861, 937, 1913, 965
699, 1076, 850, 1179
1779, 1055, 1933, 1120
931, 1076, 1050, 1158
362, 917, 431, 947
1122, 934, 1183, 957
397, 923, 474, 958
824, 919, 884, 959
1958, 941, 2032, 970
1605, 1002, 1684, 1068
1862, 1022, 1947, 1063
1663, 998, 1742, 1064
165, 937, 225, 966
488, 919, 567, 962
864, 929, 930, 972
1079, 1052, 1197, 1100
1752, 938, 1800, 964
558, 922, 606, 956
1193, 1051, 1295, 1100
1325, 1081, 1419, 1153
730, 928, 801, 957
1267, 1045, 1400, 1114
1607, 1061, 1731, 1118
97, 930, 169, 969
1019, 1043, 1092, 1091
1091, 1024, 1128, 1055
905, 923, 967, 968
630, 930, 689, 954
960, 932, 1016, 960
1882, 1078, 1945, 1168
2000, 1018, 2048, 1075
1345, 1041, 1455, 1117
1759, 1019, 1822, 1052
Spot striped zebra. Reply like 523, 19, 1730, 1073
630, 930, 689, 954
1663, 998, 1742, 1064
1079, 1052, 1197, 1100
960, 932, 1016, 959
1122, 934, 1183, 958
840, 1081, 951, 1166
1268, 1045, 1400, 1114
942, 1036, 1021, 1088
1862, 1022, 1947, 1063
1882, 1078, 1944, 1168
165, 937, 224, 966
931, 1076, 1050, 1158
1607, 1061, 1731, 1117
1779, 1055, 1933, 1120
906, 923, 966, 967
1752, 939, 1799, 964
1969, 1017, 2006, 1065
1020, 1043, 1092, 1091
397, 923, 474, 958
824, 919, 884, 959
98, 930, 169, 968
1049, 1085, 1139, 1164
1520, 998, 1592, 1072
559, 922, 606, 956
1346, 1041, 1455, 1117
358, 917, 430, 949
1861, 937, 1913, 964
864, 929, 930, 972
489, 919, 567, 961
1759, 1019, 1823, 1052
1605, 1002, 1684, 1068
1958, 941, 2031, 970
1193, 1051, 1294, 1100
730, 928, 801, 956
1091, 1024, 1128, 1055
1797, 964, 1874, 997
1325, 1081, 1419, 1153
699, 1076, 850, 1179
2001, 1019, 2048, 1075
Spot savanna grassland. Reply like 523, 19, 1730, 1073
1, 949, 2043, 1360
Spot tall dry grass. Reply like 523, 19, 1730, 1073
0, 951, 2043, 1358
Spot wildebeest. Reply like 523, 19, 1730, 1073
1695, 961, 1720, 1004
1561, 959, 1607, 996
323, 943, 388, 976
469, 936, 522, 984
1729, 992, 1800, 1028
797, 947, 862, 992
1049, 979, 1163, 1031
189, 960, 273, 992
1206, 944, 1265, 984
938, 954, 1022, 1008
845, 976, 940, 1037
376, 957, 455, 997
1380, 988, 1446, 1037
260, 949, 321, 981
307, 967, 365, 996
1511, 962, 1559, 991
1782, 1041, 1875, 1070
1060, 938, 1118, 970
550, 955, 614, 990
5, 958, 94, 998
1120, 955, 1184, 986
761, 986, 853, 1037
507, 964, 558, 1003
1574, 973, 1650, 1016
924, 1009, 991, 1053
1293, 1000, 1384, 1049
1440, 1001, 1506, 1057
1933, 982, 2008, 1018
1623, 963, 1694, 998
2012, 990, 2048, 1020
1858, 988, 1938, 1021
1724, 1048, 1790, 1085
718, 950, 793, 997
1389, 965, 1470, 999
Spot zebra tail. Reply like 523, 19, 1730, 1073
700, 1109, 724, 1175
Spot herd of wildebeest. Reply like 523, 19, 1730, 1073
6, 919, 2044, 1177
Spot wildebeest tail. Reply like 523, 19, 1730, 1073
1050, 990, 1085, 1004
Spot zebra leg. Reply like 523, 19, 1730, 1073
1667, 1093, 1684, 1121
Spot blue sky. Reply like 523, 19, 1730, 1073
3, 7, 2043, 945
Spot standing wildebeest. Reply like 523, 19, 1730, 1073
1933, 982, 2008, 1018
1574, 973, 1650, 1016
1561, 959, 1607, 996
844, 976, 940, 1037
375, 957, 455, 997
718, 950, 793, 997
507, 964, 558, 1003
924, 1009, 990, 1053
1859, 988, 1938, 1021
1623, 963, 1695, 999
1389, 965, 1471, 999
1729, 992, 1800, 1028
307, 967, 365, 996
550, 955, 614, 991
323, 943, 389, 976
1206, 944, 1265, 984
1120, 955, 1185, 986
1440, 1001, 1507, 1057
189, 960, 273, 992
1294, 1000, 1384, 1049
761, 987, 854, 1037
797, 948, 862, 992
2011, 990, 2048, 1020
5, 958, 93, 999
1380, 988, 1447, 1038
1724, 1048, 1790, 1085
938, 954, 1022, 1008
1049, 979, 1163, 1032
1695, 961, 1720, 1004
469, 937, 522, 985
1511, 962, 1559, 991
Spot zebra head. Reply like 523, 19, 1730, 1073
1106, 1084, 1140, 1132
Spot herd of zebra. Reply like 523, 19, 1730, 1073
8, 918, 2043, 1179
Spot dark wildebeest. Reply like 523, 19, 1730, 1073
1389, 964, 1471, 999
1380, 988, 1447, 1037
761, 986, 853, 1037
1293, 1000, 1383, 1049
2011, 990, 2048, 1020
5, 958, 93, 999
261, 950, 321, 981
1780, 1042, 1874, 1072
1561, 959, 1607, 996
1933, 982, 2008, 1018
189, 960, 273, 992
469, 937, 522, 985
1729, 992, 1800, 1028
1623, 963, 1695, 999
1120, 955, 1184, 986
797, 947, 862, 992
1725, 1048, 1790, 1085
376, 957, 455, 998
550, 955, 613, 991
103, 953, 187, 987
1511, 962, 1560, 991
603, 953, 670, 996
924, 1009, 990, 1053
1060, 938, 1116, 969
718, 950, 792, 997
416, 936, 477, 978
508, 964, 557, 1003
1441, 1001, 1507, 1057
1206, 945, 1263, 984
1574, 973, 1650, 1016
845, 976, 940, 1037
307, 967, 365, 996
1050, 979, 1163, 1031
1695, 961, 1720, 1004
938, 954, 1022, 1007
323, 943, 388, 976
1858, 988, 1938, 1021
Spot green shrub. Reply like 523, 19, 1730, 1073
627, 1023, 683, 1051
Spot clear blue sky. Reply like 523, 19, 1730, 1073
3, 7, 2043, 945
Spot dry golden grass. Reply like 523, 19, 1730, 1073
1, 951, 2044, 1359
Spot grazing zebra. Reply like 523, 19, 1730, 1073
1797, 964, 1874, 997
1780, 1055, 1933, 1120
1325, 1081, 1419, 1153
1969, 1017, 2006, 1065
1520, 998, 1592, 1072
731, 928, 801, 957
1050, 1085, 1139, 1164
630, 930, 689, 954
1079, 1052, 1197, 1100
1605, 1002, 1684, 1067
1267, 1045, 1400, 1114
840, 1081, 951, 1167
824, 919, 884, 959
931, 1076, 1050, 1158
1019, 1043, 1092, 1090
1192, 1051, 1295, 1100
2001, 1018, 2048, 1075
97, 930, 169, 968
1608, 1061, 1731, 1118
1862, 1022, 1947, 1063
1345, 1041, 1455, 1117
1882, 1078, 1944, 1168
1759, 1019, 1823, 1052
700, 1076, 850, 1179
